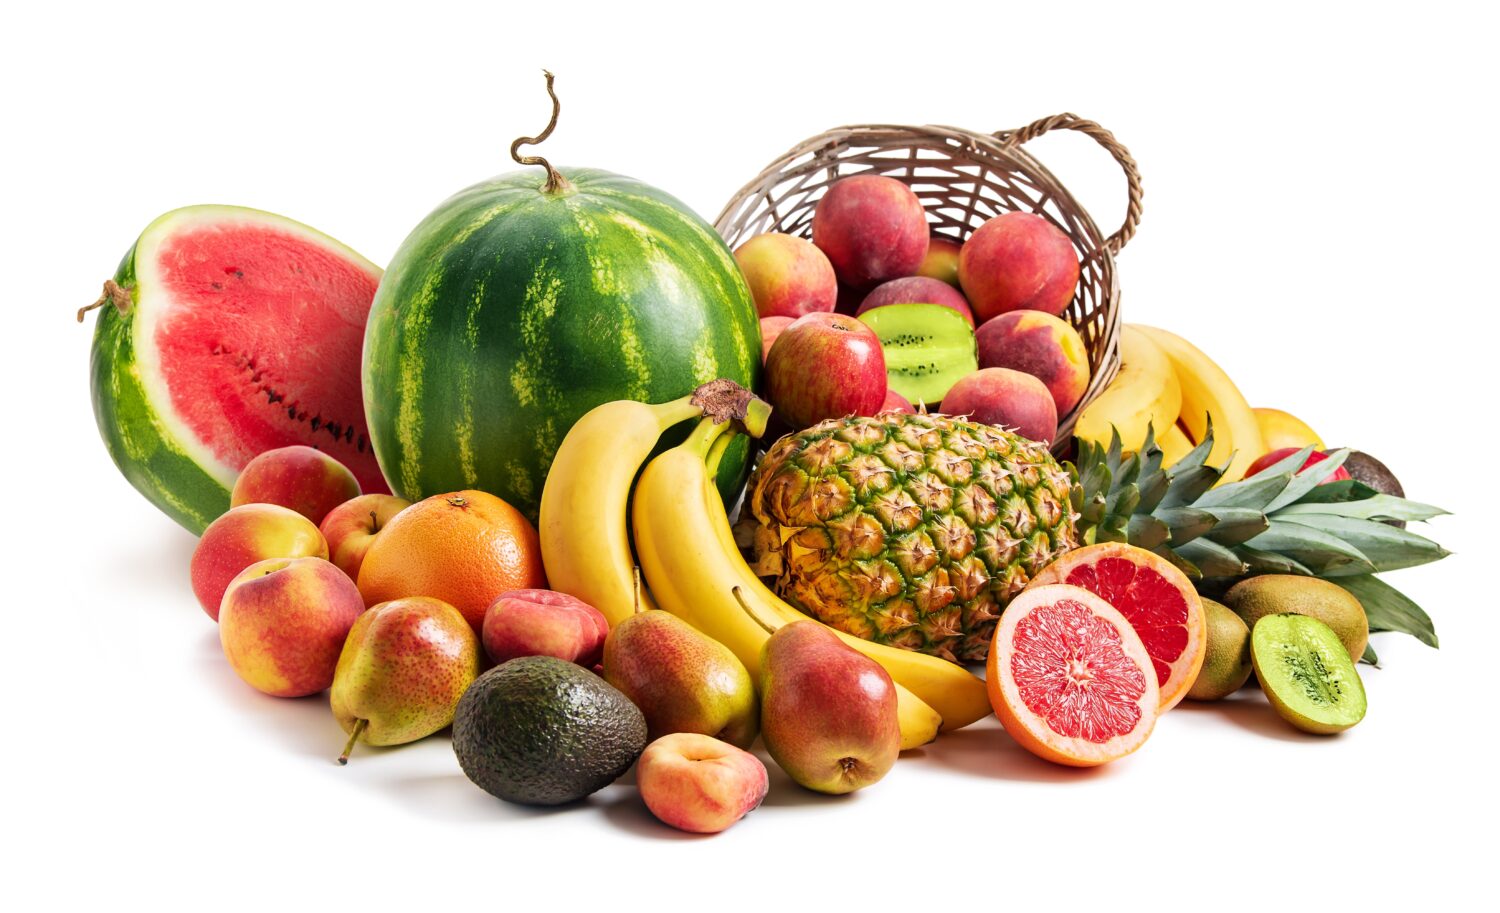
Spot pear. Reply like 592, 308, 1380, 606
331, 596, 481, 764
760, 621, 900, 794
603, 610, 758, 748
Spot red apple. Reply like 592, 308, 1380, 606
191, 503, 329, 621
765, 313, 887, 429
481, 589, 609, 667
637, 733, 769, 834
959, 212, 1080, 321
319, 494, 412, 581
1245, 447, 1353, 483
856, 276, 974, 327
759, 316, 795, 364
811, 175, 929, 289
230, 445, 361, 526
734, 233, 838, 319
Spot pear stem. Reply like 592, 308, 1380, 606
338, 719, 368, 765
632, 566, 645, 616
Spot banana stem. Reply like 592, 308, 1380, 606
679, 414, 734, 459
651, 394, 711, 435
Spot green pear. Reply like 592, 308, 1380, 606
331, 596, 480, 763
760, 621, 900, 794
603, 610, 758, 748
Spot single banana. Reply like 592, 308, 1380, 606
633, 415, 993, 732
538, 394, 702, 626
1159, 422, 1196, 465
1132, 324, 1264, 484
1073, 325, 1182, 452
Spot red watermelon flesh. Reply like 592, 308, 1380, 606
152, 221, 385, 492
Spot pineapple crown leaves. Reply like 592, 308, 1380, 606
1068, 421, 1452, 650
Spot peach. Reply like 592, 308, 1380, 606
878, 388, 915, 415
856, 276, 974, 327
191, 503, 328, 621
811, 174, 929, 289
959, 212, 1080, 321
1253, 407, 1325, 452
765, 312, 887, 430
637, 733, 769, 834
734, 233, 838, 319
759, 316, 794, 364
319, 494, 412, 581
917, 235, 963, 287
230, 445, 361, 526
941, 367, 1058, 444
975, 311, 1091, 415
482, 589, 609, 667
218, 556, 365, 697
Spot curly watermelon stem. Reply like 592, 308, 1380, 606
509, 69, 572, 195
76, 279, 133, 323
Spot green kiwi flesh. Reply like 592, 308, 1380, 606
1251, 614, 1367, 734
858, 303, 978, 407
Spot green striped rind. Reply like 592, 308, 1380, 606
363, 167, 760, 520
90, 245, 229, 533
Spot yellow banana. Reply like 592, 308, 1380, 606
1132, 324, 1264, 484
1074, 325, 1182, 452
538, 393, 705, 627
633, 416, 992, 733
1159, 423, 1196, 465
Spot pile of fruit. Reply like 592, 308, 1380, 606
80, 74, 1450, 835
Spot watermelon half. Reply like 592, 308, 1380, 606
363, 166, 760, 521
87, 205, 388, 533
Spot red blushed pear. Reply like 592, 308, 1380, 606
856, 276, 974, 327
765, 313, 887, 430
230, 445, 361, 526
734, 233, 838, 319
811, 175, 929, 289
759, 316, 795, 364
218, 557, 365, 697
319, 494, 411, 581
917, 236, 963, 287
959, 211, 1080, 321
191, 503, 328, 621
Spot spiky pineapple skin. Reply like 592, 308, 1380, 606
745, 413, 1079, 663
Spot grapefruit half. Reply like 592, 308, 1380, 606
987, 584, 1159, 766
1030, 543, 1207, 711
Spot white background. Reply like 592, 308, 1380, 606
4, 2, 1493, 909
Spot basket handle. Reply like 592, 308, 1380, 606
995, 113, 1142, 256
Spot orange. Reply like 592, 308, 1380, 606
356, 490, 545, 632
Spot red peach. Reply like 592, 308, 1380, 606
976, 311, 1091, 416
765, 312, 887, 430
878, 388, 915, 415
319, 494, 412, 581
958, 212, 1080, 321
759, 316, 795, 364
218, 556, 365, 697
482, 589, 609, 667
231, 445, 361, 526
637, 733, 769, 834
941, 367, 1058, 444
734, 233, 838, 319
811, 175, 929, 289
917, 235, 963, 287
856, 276, 974, 327
1245, 448, 1353, 483
191, 504, 328, 621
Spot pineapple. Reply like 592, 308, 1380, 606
743, 413, 1449, 664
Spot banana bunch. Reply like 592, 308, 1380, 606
1074, 324, 1263, 483
540, 381, 992, 750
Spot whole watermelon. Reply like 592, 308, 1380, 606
363, 166, 760, 520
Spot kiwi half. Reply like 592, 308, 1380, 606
1251, 614, 1367, 734
858, 303, 978, 407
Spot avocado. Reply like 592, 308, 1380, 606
1336, 449, 1407, 529
452, 656, 647, 806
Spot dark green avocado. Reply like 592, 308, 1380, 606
452, 656, 646, 806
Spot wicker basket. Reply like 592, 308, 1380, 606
714, 113, 1142, 452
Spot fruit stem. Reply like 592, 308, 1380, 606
652, 394, 713, 435
690, 380, 773, 438
509, 69, 572, 195
76, 279, 133, 323
731, 586, 779, 636
338, 719, 368, 765
632, 566, 645, 616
